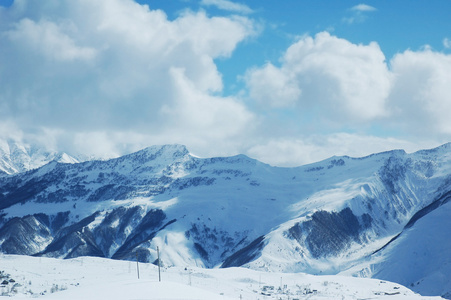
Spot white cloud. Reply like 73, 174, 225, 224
6, 18, 97, 62
244, 33, 451, 166
0, 0, 256, 157
344, 4, 377, 24
200, 0, 253, 14
0, 121, 24, 144
444, 37, 451, 49
246, 32, 391, 123
160, 67, 255, 141
388, 49, 451, 136
246, 133, 431, 167
1, 1, 450, 167
351, 4, 377, 12
246, 63, 302, 108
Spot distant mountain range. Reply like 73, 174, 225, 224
0, 139, 80, 175
0, 141, 450, 299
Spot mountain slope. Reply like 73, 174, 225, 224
1, 143, 451, 298
343, 186, 451, 298
239, 145, 451, 275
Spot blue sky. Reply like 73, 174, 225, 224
144, 0, 451, 93
0, 0, 450, 166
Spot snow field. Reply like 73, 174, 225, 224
0, 255, 444, 299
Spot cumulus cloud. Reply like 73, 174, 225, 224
157, 67, 256, 153
244, 33, 451, 166
0, 0, 256, 157
246, 32, 391, 123
200, 0, 253, 14
388, 49, 451, 136
6, 18, 97, 62
245, 63, 301, 108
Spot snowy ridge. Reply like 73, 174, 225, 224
1, 143, 451, 298
0, 139, 80, 175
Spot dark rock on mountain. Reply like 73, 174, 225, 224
221, 235, 265, 268
288, 207, 363, 258
0, 215, 51, 255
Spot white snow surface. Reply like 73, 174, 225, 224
0, 255, 443, 299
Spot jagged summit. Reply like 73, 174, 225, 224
0, 139, 80, 175
101, 144, 190, 165
413, 142, 451, 156
131, 144, 190, 161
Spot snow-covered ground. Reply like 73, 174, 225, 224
0, 255, 443, 299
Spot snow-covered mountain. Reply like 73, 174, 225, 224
0, 143, 450, 298
0, 139, 80, 175
343, 181, 451, 298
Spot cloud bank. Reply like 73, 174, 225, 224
0, 0, 256, 157
245, 32, 451, 164
0, 0, 450, 166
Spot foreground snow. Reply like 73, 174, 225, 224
0, 255, 443, 299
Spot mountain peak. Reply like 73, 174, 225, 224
122, 144, 191, 165
141, 144, 189, 158
149, 144, 189, 154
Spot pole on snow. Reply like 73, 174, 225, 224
157, 246, 161, 282
136, 252, 140, 279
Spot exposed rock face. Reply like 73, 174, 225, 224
288, 208, 363, 258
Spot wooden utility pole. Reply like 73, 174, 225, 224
136, 252, 140, 279
157, 246, 161, 282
